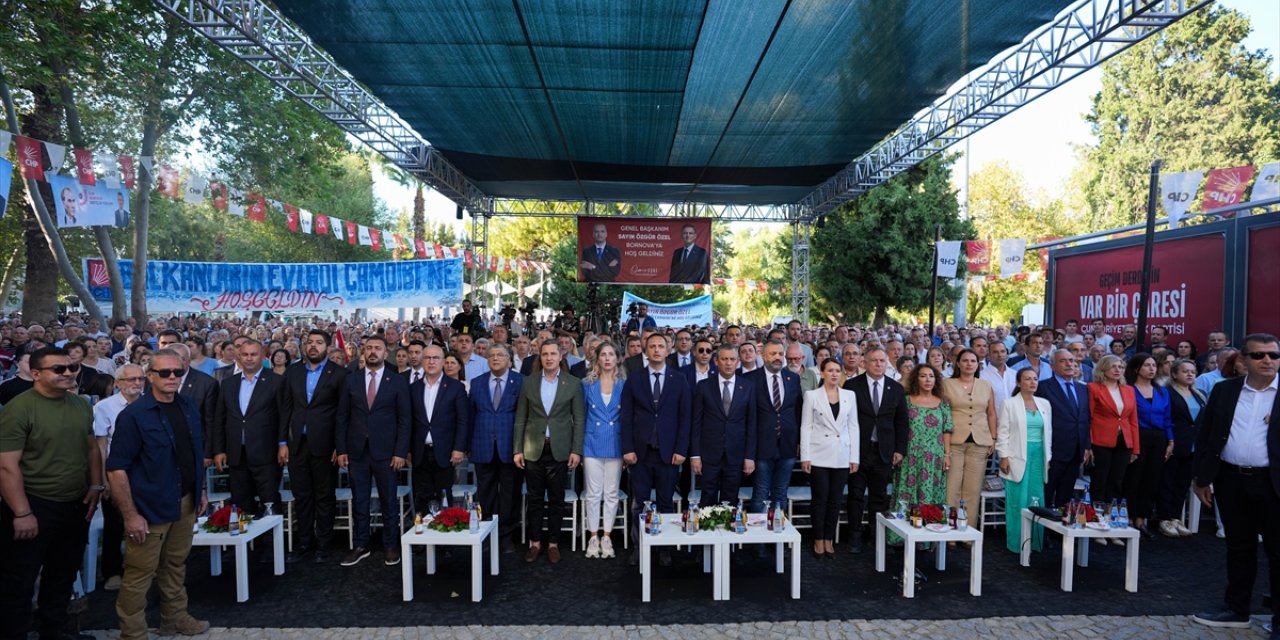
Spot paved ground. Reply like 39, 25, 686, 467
76, 616, 1269, 639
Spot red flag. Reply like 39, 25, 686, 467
489, 256, 498, 272
415, 239, 427, 258
966, 240, 991, 274
345, 221, 357, 245
394, 234, 407, 253
315, 214, 330, 236
14, 136, 44, 181
334, 329, 346, 353
246, 193, 267, 222
73, 148, 95, 186
756, 281, 768, 292
735, 279, 746, 288
713, 278, 725, 285
464, 250, 473, 269
284, 204, 299, 232
1202, 165, 1255, 215
209, 182, 228, 210
433, 244, 444, 259
369, 228, 382, 251
118, 155, 136, 189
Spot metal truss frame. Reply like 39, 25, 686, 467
791, 221, 812, 324
799, 0, 1210, 218
488, 199, 800, 222
151, 0, 489, 214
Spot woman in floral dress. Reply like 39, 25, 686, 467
894, 363, 953, 517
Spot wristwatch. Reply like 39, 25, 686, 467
89, 484, 106, 492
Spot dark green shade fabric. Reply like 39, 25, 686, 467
275, 0, 1072, 203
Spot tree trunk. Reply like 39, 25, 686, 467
1, 65, 104, 324
872, 304, 890, 329
0, 248, 21, 312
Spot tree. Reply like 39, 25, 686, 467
1074, 5, 1280, 230
810, 157, 973, 327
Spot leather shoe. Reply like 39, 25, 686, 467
524, 544, 542, 563
547, 545, 562, 563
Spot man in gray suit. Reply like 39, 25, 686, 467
513, 341, 585, 565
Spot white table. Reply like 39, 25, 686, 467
1018, 509, 1139, 592
400, 516, 499, 602
716, 519, 802, 600
191, 515, 284, 603
875, 513, 983, 598
637, 515, 719, 602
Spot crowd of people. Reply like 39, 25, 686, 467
0, 307, 1276, 638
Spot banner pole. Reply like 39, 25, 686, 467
928, 224, 941, 336
1136, 159, 1162, 354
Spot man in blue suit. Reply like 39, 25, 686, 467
469, 343, 522, 550
409, 344, 470, 516
748, 340, 803, 518
691, 344, 757, 506
1036, 348, 1092, 508
336, 335, 411, 567
621, 333, 691, 566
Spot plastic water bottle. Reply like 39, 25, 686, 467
772, 501, 784, 533
1109, 499, 1119, 526
1118, 499, 1130, 528
468, 503, 479, 533
956, 499, 968, 531
733, 507, 746, 534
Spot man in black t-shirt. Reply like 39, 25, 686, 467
0, 352, 34, 405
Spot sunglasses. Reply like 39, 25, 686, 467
1246, 351, 1280, 361
150, 368, 187, 378
36, 363, 81, 375
696, 348, 713, 354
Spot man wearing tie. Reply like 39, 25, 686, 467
691, 345, 756, 506
1036, 349, 1092, 508
278, 329, 346, 564
668, 224, 709, 284
409, 344, 470, 516
400, 340, 426, 383
514, 341, 585, 564
336, 336, 411, 567
842, 347, 909, 554
580, 222, 622, 282
211, 341, 284, 522
748, 341, 802, 520
470, 343, 523, 550
621, 333, 691, 566
672, 329, 695, 369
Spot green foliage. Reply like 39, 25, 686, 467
811, 157, 973, 326
1074, 5, 1280, 229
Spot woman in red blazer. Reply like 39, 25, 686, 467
1087, 354, 1140, 543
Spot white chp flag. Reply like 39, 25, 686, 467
98, 154, 120, 188
357, 224, 372, 246
227, 187, 246, 217
999, 238, 1026, 278
139, 156, 155, 179
183, 173, 207, 205
44, 141, 67, 175
1160, 170, 1203, 229
331, 216, 345, 241
300, 209, 313, 234
935, 241, 962, 277
1250, 162, 1280, 203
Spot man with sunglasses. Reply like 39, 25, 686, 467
0, 346, 101, 640
679, 338, 715, 389
1193, 333, 1280, 634
106, 350, 208, 639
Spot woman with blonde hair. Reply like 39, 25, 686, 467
580, 340, 626, 559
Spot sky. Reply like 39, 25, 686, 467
370, 0, 1280, 235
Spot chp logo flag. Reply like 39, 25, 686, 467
209, 182, 228, 210
227, 187, 245, 217
1250, 162, 1280, 203
15, 135, 45, 181
1201, 165, 1255, 216
1160, 170, 1203, 229
415, 239, 427, 258
246, 193, 267, 222
966, 240, 991, 274
98, 153, 120, 189
183, 174, 207, 205
73, 148, 96, 186
300, 209, 313, 234
999, 239, 1026, 278
119, 155, 136, 189
344, 220, 358, 245
935, 241, 962, 277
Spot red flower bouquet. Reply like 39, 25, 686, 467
912, 504, 945, 525
201, 505, 251, 533
427, 506, 471, 533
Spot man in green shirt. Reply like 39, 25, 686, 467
0, 346, 102, 640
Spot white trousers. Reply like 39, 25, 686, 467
582, 457, 623, 533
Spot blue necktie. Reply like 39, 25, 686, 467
1064, 380, 1076, 407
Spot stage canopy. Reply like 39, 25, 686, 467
272, 0, 1073, 205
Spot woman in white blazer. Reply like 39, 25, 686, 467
995, 367, 1054, 554
801, 359, 860, 558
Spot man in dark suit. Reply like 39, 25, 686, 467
514, 341, 585, 564
624, 329, 676, 375
579, 222, 621, 282
278, 329, 346, 563
336, 335, 411, 567
469, 343, 523, 549
679, 337, 715, 389
748, 340, 802, 517
668, 224, 709, 284
621, 332, 691, 566
1036, 348, 1092, 508
691, 344, 756, 506
1192, 333, 1280, 631
409, 344, 470, 516
842, 346, 909, 553
211, 340, 285, 520
113, 191, 128, 227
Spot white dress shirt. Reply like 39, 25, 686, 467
1220, 375, 1278, 467
422, 374, 442, 444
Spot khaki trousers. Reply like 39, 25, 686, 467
116, 494, 196, 640
946, 441, 990, 514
